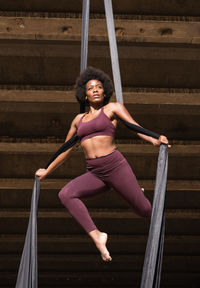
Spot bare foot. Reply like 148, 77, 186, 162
89, 230, 112, 262
92, 232, 112, 262
97, 232, 112, 262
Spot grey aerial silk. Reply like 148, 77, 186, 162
80, 0, 90, 73
15, 1, 168, 287
140, 145, 168, 288
15, 2, 88, 287
104, 0, 123, 104
104, 1, 168, 287
80, 0, 90, 113
15, 177, 40, 288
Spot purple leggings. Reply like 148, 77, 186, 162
58, 149, 152, 233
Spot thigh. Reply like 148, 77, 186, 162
66, 171, 109, 199
106, 161, 150, 212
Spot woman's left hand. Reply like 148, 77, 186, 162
152, 135, 171, 148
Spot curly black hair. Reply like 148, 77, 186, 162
75, 67, 113, 107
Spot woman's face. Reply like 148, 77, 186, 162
85, 79, 105, 105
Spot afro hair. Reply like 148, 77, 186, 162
75, 67, 113, 107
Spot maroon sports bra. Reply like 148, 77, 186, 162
77, 106, 116, 144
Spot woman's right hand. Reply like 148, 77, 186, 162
35, 168, 48, 180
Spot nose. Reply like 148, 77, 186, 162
93, 86, 98, 93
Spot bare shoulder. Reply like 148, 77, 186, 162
109, 101, 123, 107
107, 102, 134, 122
73, 113, 85, 127
105, 102, 117, 110
107, 102, 124, 113
104, 102, 123, 121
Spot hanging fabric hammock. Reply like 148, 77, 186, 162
15, 1, 168, 287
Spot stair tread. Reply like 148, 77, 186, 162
0, 233, 200, 242
0, 142, 200, 154
1, 88, 200, 105
0, 208, 200, 218
0, 178, 199, 190
0, 16, 200, 45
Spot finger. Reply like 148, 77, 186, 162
168, 144, 171, 148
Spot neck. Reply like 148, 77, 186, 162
88, 104, 103, 114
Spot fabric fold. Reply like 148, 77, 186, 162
140, 144, 168, 287
15, 177, 40, 288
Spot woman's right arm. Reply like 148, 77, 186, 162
35, 114, 81, 180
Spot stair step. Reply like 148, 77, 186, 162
1, 88, 199, 139
0, 143, 199, 179
0, 16, 200, 44
0, 209, 199, 235
0, 1, 200, 17
0, 234, 199, 255
0, 17, 200, 88
0, 42, 199, 88
1, 254, 200, 273
0, 179, 199, 209
1, 0, 200, 16
1, 178, 200, 190
0, 271, 199, 287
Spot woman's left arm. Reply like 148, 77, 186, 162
111, 102, 169, 147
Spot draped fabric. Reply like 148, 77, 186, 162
140, 145, 168, 287
121, 120, 160, 140
15, 2, 88, 287
80, 0, 90, 113
104, 0, 123, 104
15, 1, 168, 287
80, 0, 90, 73
15, 177, 40, 288
104, 1, 168, 287
15, 131, 79, 288
45, 134, 79, 169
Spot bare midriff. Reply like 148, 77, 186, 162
81, 135, 117, 159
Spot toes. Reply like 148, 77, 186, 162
101, 253, 112, 262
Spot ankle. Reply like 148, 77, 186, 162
89, 230, 106, 244
89, 229, 100, 241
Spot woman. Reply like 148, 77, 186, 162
35, 67, 169, 262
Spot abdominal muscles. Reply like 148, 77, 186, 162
81, 135, 117, 159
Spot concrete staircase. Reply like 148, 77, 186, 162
0, 1, 200, 287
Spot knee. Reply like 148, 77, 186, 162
58, 185, 72, 206
137, 200, 152, 218
142, 201, 152, 218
